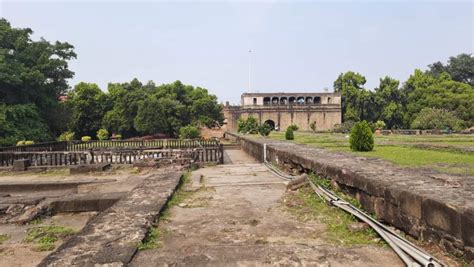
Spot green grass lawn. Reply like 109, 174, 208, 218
268, 132, 474, 176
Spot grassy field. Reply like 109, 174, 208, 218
268, 132, 474, 176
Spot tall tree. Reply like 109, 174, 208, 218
0, 18, 76, 136
427, 53, 474, 86
67, 83, 108, 137
333, 71, 373, 122
374, 77, 405, 129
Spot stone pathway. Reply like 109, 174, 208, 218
130, 150, 402, 266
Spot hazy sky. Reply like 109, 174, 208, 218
1, 1, 473, 104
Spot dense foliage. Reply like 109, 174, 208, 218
335, 54, 473, 130
258, 123, 272, 136
285, 127, 294, 140
349, 121, 374, 152
237, 116, 259, 134
179, 125, 201, 139
288, 124, 299, 131
0, 19, 75, 145
96, 129, 109, 140
411, 108, 463, 131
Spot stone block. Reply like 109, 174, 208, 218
422, 198, 462, 239
69, 163, 111, 175
12, 159, 30, 171
461, 208, 474, 247
399, 190, 423, 219
465, 246, 474, 263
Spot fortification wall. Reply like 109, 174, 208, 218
224, 132, 474, 264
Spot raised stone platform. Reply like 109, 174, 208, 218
39, 167, 184, 266
225, 132, 474, 264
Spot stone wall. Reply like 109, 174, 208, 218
224, 132, 474, 264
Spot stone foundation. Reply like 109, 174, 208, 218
225, 132, 474, 264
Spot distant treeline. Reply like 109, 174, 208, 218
0, 18, 473, 146
0, 19, 223, 146
334, 53, 473, 131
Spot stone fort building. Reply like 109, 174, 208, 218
224, 92, 342, 132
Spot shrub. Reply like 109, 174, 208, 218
237, 116, 259, 134
285, 127, 294, 140
16, 140, 26, 146
288, 124, 299, 131
349, 121, 374, 152
411, 108, 464, 131
96, 129, 109, 140
113, 134, 122, 140
58, 131, 75, 141
258, 123, 272, 137
375, 120, 386, 130
309, 121, 317, 133
81, 136, 92, 142
179, 125, 201, 139
24, 141, 35, 145
332, 120, 355, 133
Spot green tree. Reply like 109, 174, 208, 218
237, 116, 259, 134
404, 71, 474, 127
258, 123, 272, 136
373, 77, 405, 129
0, 104, 50, 146
349, 121, 374, 152
411, 108, 464, 131
0, 19, 76, 136
427, 53, 473, 86
67, 82, 108, 137
334, 71, 374, 122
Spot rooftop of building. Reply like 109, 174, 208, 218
241, 92, 341, 97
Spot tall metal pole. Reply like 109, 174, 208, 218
248, 49, 251, 92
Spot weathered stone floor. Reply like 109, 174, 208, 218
130, 150, 403, 266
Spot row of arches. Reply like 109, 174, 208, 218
260, 96, 327, 106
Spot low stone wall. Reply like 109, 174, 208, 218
39, 167, 184, 266
225, 132, 474, 264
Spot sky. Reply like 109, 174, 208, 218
1, 1, 473, 104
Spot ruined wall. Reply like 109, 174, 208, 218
224, 132, 474, 264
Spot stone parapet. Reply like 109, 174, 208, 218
225, 132, 474, 264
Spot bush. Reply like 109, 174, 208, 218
258, 123, 272, 137
285, 127, 294, 140
24, 140, 35, 145
349, 121, 374, 152
411, 108, 464, 131
16, 140, 26, 146
96, 129, 109, 140
288, 124, 299, 131
58, 131, 75, 141
112, 134, 122, 140
179, 125, 201, 139
81, 136, 92, 142
237, 116, 259, 134
332, 120, 355, 133
309, 121, 317, 133
375, 120, 386, 130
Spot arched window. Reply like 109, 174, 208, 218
272, 97, 279, 105
305, 97, 313, 104
289, 97, 296, 105
253, 98, 257, 105
297, 97, 305, 105
314, 97, 321, 104
280, 97, 287, 105
263, 97, 271, 105
327, 97, 332, 104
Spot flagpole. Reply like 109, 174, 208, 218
248, 49, 251, 92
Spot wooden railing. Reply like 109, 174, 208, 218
0, 145, 224, 167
